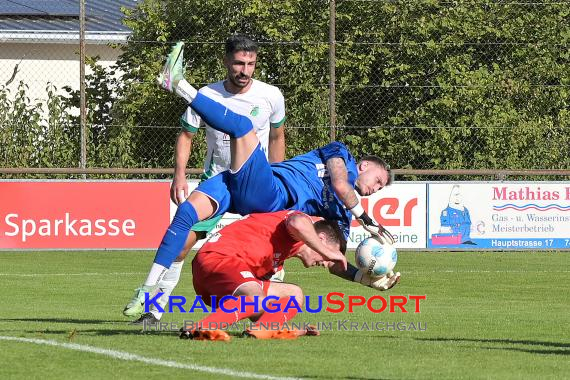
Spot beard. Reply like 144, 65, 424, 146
230, 74, 251, 88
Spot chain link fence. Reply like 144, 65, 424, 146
0, 0, 569, 180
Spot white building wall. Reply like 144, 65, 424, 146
0, 42, 122, 107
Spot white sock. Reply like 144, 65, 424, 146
143, 263, 168, 287
150, 260, 185, 319
175, 79, 198, 103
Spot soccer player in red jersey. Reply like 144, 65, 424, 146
181, 210, 400, 341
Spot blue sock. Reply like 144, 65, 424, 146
190, 92, 253, 138
153, 202, 199, 267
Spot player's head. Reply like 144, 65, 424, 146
355, 155, 392, 196
296, 220, 347, 268
224, 34, 258, 91
314, 220, 347, 254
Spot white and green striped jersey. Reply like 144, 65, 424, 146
180, 79, 286, 178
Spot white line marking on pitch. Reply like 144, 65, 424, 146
0, 336, 302, 380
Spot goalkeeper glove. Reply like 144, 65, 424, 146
354, 270, 401, 291
349, 203, 395, 244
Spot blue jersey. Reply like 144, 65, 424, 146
196, 142, 358, 238
271, 142, 358, 237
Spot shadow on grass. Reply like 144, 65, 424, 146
293, 375, 390, 380
417, 337, 570, 356
487, 346, 569, 356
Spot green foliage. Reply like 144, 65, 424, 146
334, 1, 570, 170
0, 82, 77, 174
116, 0, 334, 162
3, 0, 569, 174
113, 0, 569, 170
63, 58, 139, 171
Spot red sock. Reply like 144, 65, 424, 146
256, 297, 300, 326
196, 296, 257, 329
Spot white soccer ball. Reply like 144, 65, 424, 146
355, 237, 398, 277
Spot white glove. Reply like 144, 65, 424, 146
349, 204, 395, 245
355, 270, 401, 291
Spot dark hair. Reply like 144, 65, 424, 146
225, 34, 258, 56
314, 220, 347, 254
359, 155, 393, 186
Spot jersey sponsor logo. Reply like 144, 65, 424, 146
250, 106, 260, 117
315, 163, 327, 178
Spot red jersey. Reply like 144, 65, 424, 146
198, 210, 311, 279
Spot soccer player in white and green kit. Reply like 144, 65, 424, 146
124, 35, 286, 323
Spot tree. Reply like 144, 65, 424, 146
26, 0, 564, 175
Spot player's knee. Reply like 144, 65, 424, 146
187, 192, 217, 220
172, 201, 199, 230
175, 251, 189, 261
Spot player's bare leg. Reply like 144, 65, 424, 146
123, 192, 216, 318
242, 282, 315, 339
179, 285, 264, 341
131, 231, 203, 324
228, 131, 260, 172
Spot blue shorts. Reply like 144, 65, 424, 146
195, 144, 289, 218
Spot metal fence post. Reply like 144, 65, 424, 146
329, 0, 336, 142
79, 0, 87, 178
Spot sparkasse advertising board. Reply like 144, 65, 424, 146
0, 181, 170, 249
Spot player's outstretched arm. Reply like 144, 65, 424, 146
286, 213, 347, 270
326, 157, 360, 211
171, 130, 195, 204
326, 157, 395, 244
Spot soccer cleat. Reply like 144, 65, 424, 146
157, 41, 185, 92
303, 324, 320, 337
179, 328, 231, 341
274, 325, 320, 339
242, 328, 275, 340
122, 285, 157, 318
242, 325, 318, 340
130, 312, 160, 325
271, 329, 300, 340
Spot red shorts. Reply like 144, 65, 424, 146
192, 251, 269, 307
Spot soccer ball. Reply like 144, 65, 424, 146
355, 237, 397, 277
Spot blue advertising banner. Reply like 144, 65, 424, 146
427, 183, 570, 249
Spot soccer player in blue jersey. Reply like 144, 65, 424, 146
123, 42, 397, 315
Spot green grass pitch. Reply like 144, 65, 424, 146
0, 250, 568, 379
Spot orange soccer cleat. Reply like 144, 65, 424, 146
179, 328, 231, 341
242, 324, 320, 340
